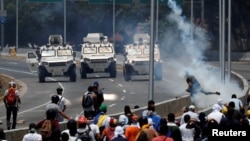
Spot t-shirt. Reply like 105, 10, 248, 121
124, 124, 140, 141
45, 103, 62, 122
22, 132, 42, 141
228, 98, 243, 111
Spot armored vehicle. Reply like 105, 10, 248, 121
80, 33, 116, 78
26, 35, 77, 82
123, 33, 162, 81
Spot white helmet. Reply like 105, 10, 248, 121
9, 80, 16, 88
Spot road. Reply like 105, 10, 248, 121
0, 57, 183, 129
0, 55, 249, 130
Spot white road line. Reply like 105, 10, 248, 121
0, 67, 34, 75
108, 104, 116, 107
0, 101, 50, 119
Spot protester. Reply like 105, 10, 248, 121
61, 119, 77, 141
152, 118, 174, 141
111, 125, 128, 141
124, 115, 140, 141
185, 72, 220, 103
36, 109, 61, 141
82, 86, 97, 120
167, 113, 182, 141
22, 123, 42, 141
75, 115, 96, 141
101, 117, 117, 141
3, 80, 21, 130
56, 87, 67, 122
93, 81, 104, 114
227, 94, 244, 111
46, 95, 71, 122
180, 105, 199, 125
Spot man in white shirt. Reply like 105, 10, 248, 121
180, 105, 199, 125
207, 103, 224, 124
56, 87, 67, 121
228, 94, 243, 111
22, 123, 42, 141
179, 114, 196, 141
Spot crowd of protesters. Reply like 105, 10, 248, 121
1, 80, 250, 141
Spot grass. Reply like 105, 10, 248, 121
0, 55, 24, 99
0, 74, 13, 99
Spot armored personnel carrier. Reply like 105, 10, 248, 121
80, 33, 116, 78
26, 35, 77, 82
123, 33, 162, 81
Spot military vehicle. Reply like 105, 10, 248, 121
123, 33, 162, 81
80, 33, 116, 78
26, 35, 77, 82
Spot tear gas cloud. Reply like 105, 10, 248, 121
162, 0, 243, 108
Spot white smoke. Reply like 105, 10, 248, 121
162, 0, 243, 108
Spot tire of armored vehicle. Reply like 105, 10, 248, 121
109, 62, 117, 78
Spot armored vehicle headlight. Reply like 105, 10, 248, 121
42, 62, 49, 65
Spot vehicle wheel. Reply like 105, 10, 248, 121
154, 63, 162, 81
80, 64, 87, 79
110, 62, 117, 78
38, 67, 46, 83
123, 65, 131, 81
69, 66, 77, 82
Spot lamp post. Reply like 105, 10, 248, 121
16, 0, 18, 49
1, 0, 5, 51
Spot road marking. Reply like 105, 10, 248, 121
0, 67, 34, 75
0, 101, 50, 119
108, 104, 116, 107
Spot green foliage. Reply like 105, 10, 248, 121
2, 0, 250, 51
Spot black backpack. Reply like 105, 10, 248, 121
75, 125, 91, 141
82, 92, 93, 108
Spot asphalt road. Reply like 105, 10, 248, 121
0, 57, 184, 129
0, 54, 250, 130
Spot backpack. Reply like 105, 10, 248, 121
82, 92, 93, 108
6, 88, 17, 106
75, 125, 91, 141
40, 120, 52, 139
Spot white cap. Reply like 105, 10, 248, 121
189, 105, 196, 110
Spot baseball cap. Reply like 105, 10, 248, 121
93, 81, 99, 87
189, 105, 196, 110
99, 104, 107, 113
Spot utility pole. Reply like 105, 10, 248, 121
0, 0, 6, 51
16, 0, 18, 49
64, 0, 66, 44
149, 0, 155, 101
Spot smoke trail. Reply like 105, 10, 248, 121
162, 0, 242, 108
